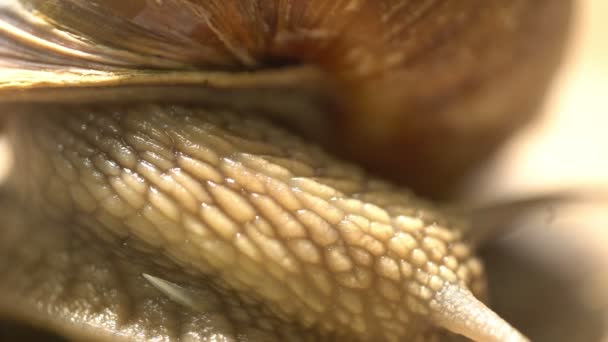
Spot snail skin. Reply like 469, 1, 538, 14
0, 1, 572, 342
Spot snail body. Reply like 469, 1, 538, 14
0, 1, 572, 341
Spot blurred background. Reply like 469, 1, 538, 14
462, 0, 608, 340
468, 0, 608, 209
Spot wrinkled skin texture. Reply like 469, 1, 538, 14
0, 0, 576, 341
3, 106, 484, 341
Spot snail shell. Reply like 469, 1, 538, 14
0, 1, 572, 341
1, 0, 572, 197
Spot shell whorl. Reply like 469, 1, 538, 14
0, 0, 572, 196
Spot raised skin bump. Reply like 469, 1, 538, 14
5, 105, 526, 341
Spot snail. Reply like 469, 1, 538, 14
0, 0, 575, 341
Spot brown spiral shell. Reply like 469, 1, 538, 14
2, 0, 572, 197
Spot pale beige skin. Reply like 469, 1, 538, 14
0, 0, 573, 341
1, 104, 525, 342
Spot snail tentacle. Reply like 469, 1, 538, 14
432, 284, 529, 342
460, 190, 608, 248
143, 273, 221, 313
